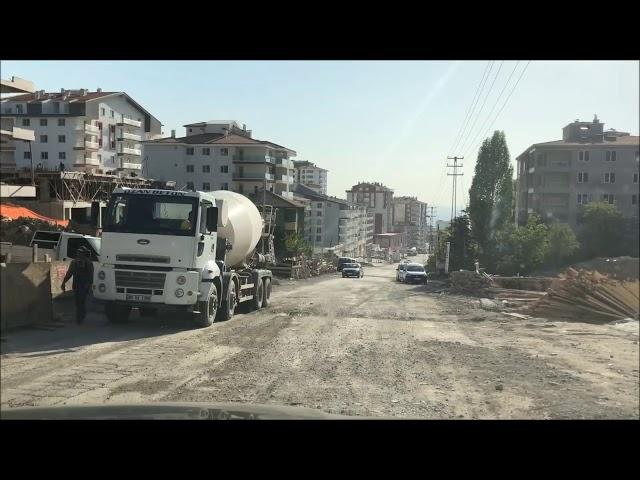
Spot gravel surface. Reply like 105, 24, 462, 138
2, 256, 638, 419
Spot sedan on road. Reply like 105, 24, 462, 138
342, 263, 364, 278
400, 263, 428, 284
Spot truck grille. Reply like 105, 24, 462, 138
115, 270, 166, 289
116, 254, 170, 264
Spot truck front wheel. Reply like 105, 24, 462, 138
253, 277, 264, 310
262, 277, 271, 307
105, 302, 131, 324
194, 284, 218, 328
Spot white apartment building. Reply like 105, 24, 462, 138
143, 121, 296, 199
0, 89, 162, 176
293, 160, 328, 195
392, 196, 429, 249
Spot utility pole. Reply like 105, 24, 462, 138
447, 156, 464, 223
427, 206, 436, 254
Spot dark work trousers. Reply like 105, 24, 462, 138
73, 284, 91, 323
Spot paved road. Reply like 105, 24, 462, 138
1, 258, 638, 418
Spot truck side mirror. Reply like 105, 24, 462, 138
206, 207, 218, 232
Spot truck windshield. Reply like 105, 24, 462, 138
103, 194, 199, 236
407, 265, 424, 272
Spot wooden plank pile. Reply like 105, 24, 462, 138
528, 268, 639, 323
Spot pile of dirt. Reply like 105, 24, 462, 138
570, 257, 638, 281
449, 270, 492, 296
528, 268, 639, 323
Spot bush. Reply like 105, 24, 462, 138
545, 222, 580, 267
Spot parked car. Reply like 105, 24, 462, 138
337, 257, 357, 272
401, 263, 428, 284
342, 263, 364, 278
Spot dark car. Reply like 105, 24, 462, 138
337, 257, 357, 272
342, 263, 364, 278
402, 263, 428, 284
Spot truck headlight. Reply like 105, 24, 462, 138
175, 288, 184, 298
98, 270, 106, 280
176, 275, 186, 285
98, 283, 106, 293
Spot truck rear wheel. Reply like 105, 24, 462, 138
218, 278, 237, 321
105, 302, 131, 324
262, 277, 271, 307
194, 284, 218, 328
253, 277, 263, 310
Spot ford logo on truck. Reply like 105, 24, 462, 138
137, 239, 150, 245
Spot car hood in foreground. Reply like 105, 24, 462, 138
0, 402, 371, 420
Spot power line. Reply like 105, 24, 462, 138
450, 61, 494, 155
461, 61, 521, 158
463, 61, 531, 159
458, 61, 504, 155
447, 61, 492, 155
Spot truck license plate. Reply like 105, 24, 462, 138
126, 294, 151, 302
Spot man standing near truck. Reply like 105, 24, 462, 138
61, 246, 94, 324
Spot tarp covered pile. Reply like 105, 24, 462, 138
529, 268, 639, 323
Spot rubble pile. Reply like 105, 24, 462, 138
528, 268, 639, 323
449, 270, 493, 296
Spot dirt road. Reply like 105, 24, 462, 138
2, 258, 638, 418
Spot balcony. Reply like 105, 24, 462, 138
232, 154, 275, 164
117, 118, 142, 128
274, 157, 293, 169
277, 174, 294, 183
85, 140, 99, 150
77, 123, 100, 134
117, 147, 142, 156
233, 172, 275, 181
75, 156, 100, 166
117, 132, 142, 142
121, 162, 142, 170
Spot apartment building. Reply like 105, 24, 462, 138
144, 121, 296, 199
294, 183, 369, 257
1, 77, 36, 177
346, 181, 394, 235
515, 116, 639, 228
293, 160, 328, 195
0, 89, 162, 176
391, 196, 429, 249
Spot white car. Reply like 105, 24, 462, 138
397, 262, 427, 284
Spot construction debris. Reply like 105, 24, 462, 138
449, 270, 493, 296
528, 268, 639, 324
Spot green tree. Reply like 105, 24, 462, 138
284, 232, 307, 256
496, 214, 549, 275
578, 201, 626, 258
545, 222, 580, 267
468, 131, 514, 270
446, 213, 478, 271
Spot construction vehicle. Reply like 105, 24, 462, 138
30, 230, 101, 262
92, 187, 275, 327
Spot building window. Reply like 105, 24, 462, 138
577, 194, 590, 205
316, 227, 322, 233
221, 183, 229, 190
101, 107, 106, 116
22, 119, 30, 127
254, 186, 259, 194
238, 184, 244, 194
58, 135, 66, 143
53, 103, 60, 113
59, 152, 66, 160
577, 172, 589, 183
40, 118, 48, 126
202, 148, 210, 155
605, 151, 617, 162
220, 165, 229, 173
579, 151, 590, 162
317, 202, 323, 208
41, 152, 48, 160
40, 135, 48, 143
220, 148, 228, 156
536, 153, 547, 167
202, 165, 210, 173
186, 165, 194, 173
636, 151, 639, 162
316, 211, 322, 216
633, 195, 638, 205
633, 173, 638, 184
16, 104, 23, 114
186, 147, 194, 156
203, 182, 210, 191
316, 235, 322, 242
604, 172, 616, 183
602, 194, 615, 204
110, 110, 115, 118
24, 151, 31, 159
58, 118, 65, 126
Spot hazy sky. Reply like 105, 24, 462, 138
2, 60, 638, 220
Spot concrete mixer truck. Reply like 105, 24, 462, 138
92, 187, 274, 327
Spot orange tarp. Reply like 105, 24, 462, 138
0, 203, 69, 227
